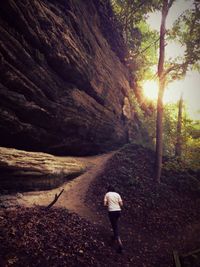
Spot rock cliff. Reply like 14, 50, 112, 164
0, 0, 135, 156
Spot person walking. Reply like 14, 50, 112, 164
104, 185, 123, 253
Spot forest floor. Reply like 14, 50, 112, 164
1, 143, 200, 267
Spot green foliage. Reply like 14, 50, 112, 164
167, 1, 200, 78
133, 99, 200, 170
112, 0, 200, 83
163, 104, 200, 170
138, 102, 179, 155
111, 0, 159, 81
163, 103, 178, 155
129, 91, 145, 117
131, 21, 158, 81
111, 0, 200, 172
183, 135, 200, 170
128, 92, 156, 149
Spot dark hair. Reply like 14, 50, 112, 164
107, 185, 115, 192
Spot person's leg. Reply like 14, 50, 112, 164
108, 212, 116, 239
114, 212, 123, 252
108, 211, 120, 239
114, 211, 123, 253
113, 212, 119, 239
108, 211, 123, 252
117, 236, 123, 253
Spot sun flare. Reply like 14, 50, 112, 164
143, 80, 182, 104
143, 80, 158, 101
142, 75, 200, 121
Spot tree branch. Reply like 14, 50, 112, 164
136, 37, 160, 56
168, 0, 176, 9
164, 59, 190, 77
45, 189, 64, 210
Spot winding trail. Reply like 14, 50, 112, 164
18, 151, 115, 221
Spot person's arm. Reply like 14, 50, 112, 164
118, 195, 123, 207
119, 199, 123, 207
104, 194, 108, 206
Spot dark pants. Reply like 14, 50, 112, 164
108, 211, 121, 239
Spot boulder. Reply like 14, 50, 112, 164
0, 146, 87, 191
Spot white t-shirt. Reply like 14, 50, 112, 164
104, 192, 122, 211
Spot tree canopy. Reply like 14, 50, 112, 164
111, 0, 200, 82
111, 0, 160, 80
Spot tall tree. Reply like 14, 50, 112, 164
154, 0, 174, 183
175, 93, 183, 158
154, 0, 200, 182
112, 0, 200, 181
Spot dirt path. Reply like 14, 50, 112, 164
18, 152, 115, 221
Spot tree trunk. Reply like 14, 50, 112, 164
154, 0, 169, 183
175, 93, 183, 157
155, 78, 165, 182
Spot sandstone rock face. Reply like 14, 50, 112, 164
0, 146, 87, 192
0, 0, 134, 156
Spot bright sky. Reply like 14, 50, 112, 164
144, 0, 200, 120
